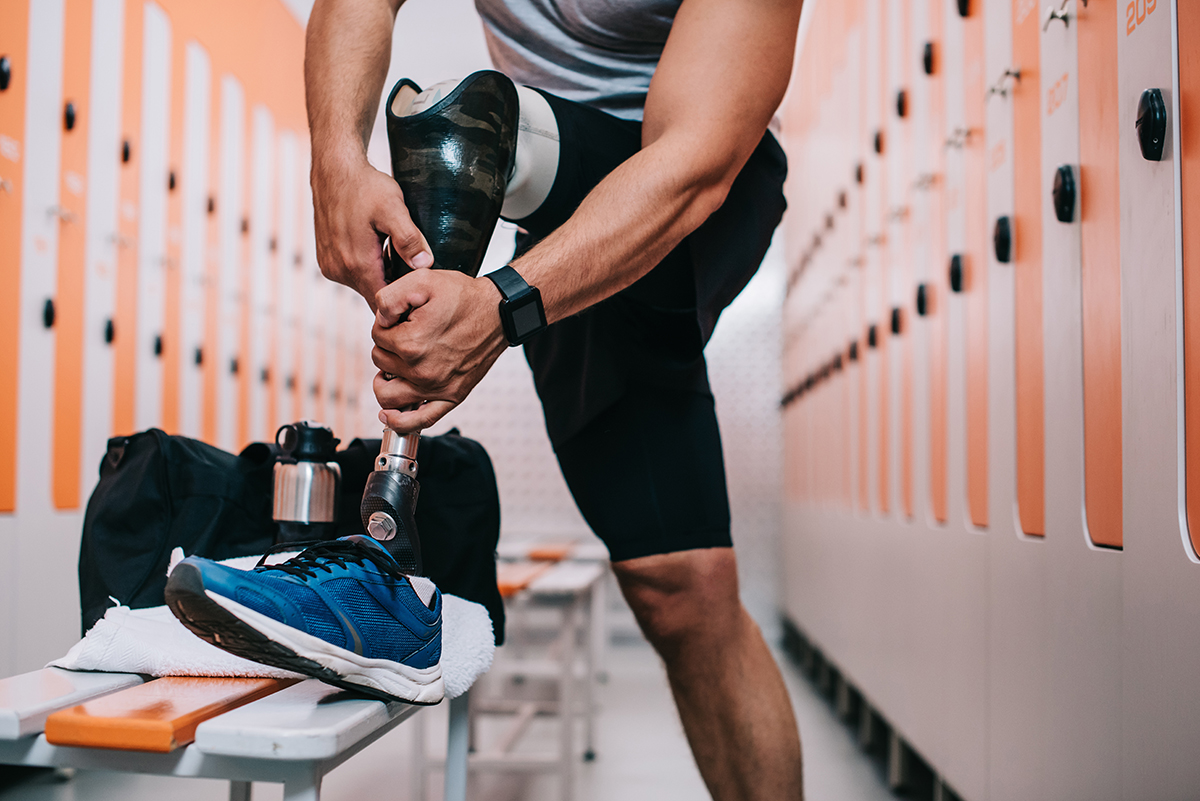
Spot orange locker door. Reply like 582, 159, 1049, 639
51, 0, 94, 509
1077, 0, 1122, 548
237, 108, 253, 450
1180, 0, 1200, 554
112, 0, 143, 437
160, 24, 187, 435
962, 0, 988, 528
0, 0, 32, 511
1012, 0, 1044, 536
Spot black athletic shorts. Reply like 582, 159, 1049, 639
507, 89, 787, 563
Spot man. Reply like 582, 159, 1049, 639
315, 0, 805, 792
176, 0, 806, 797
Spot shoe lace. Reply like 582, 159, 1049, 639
255, 540, 402, 581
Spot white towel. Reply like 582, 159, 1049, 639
49, 551, 494, 699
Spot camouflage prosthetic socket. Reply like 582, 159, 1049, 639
362, 71, 519, 573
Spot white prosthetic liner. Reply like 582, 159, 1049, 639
503, 85, 560, 220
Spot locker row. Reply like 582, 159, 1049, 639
0, 0, 380, 515
779, 0, 1200, 799
779, 0, 1198, 552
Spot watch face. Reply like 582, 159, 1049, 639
504, 287, 547, 344
510, 295, 544, 339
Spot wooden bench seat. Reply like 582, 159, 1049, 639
44, 677, 294, 753
496, 561, 553, 598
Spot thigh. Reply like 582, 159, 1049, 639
551, 388, 732, 563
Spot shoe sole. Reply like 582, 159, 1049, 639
164, 562, 444, 706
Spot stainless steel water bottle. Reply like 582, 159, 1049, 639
273, 422, 341, 545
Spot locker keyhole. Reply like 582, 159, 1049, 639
890, 307, 902, 335
868, 325, 879, 348
916, 284, 929, 316
42, 299, 55, 329
923, 42, 935, 76
0, 57, 11, 92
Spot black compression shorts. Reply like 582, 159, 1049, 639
507, 89, 786, 563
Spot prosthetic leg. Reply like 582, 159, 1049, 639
363, 71, 559, 573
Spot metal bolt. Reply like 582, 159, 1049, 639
367, 512, 397, 541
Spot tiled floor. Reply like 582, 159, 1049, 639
0, 632, 896, 801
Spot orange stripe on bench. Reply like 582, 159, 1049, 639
527, 544, 574, 563
44, 676, 294, 753
497, 562, 553, 598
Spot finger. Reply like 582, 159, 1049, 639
375, 187, 434, 271
373, 371, 427, 409
379, 401, 457, 434
374, 275, 437, 330
371, 345, 408, 376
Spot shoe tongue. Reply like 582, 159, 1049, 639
339, 534, 400, 567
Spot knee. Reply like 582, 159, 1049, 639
612, 548, 742, 660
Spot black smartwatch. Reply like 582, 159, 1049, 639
486, 265, 547, 346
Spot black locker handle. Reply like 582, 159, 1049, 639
1136, 88, 1167, 162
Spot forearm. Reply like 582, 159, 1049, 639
511, 141, 737, 324
305, 0, 401, 170
507, 0, 799, 324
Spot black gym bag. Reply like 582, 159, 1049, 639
78, 428, 505, 644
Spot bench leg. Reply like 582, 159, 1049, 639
444, 690, 470, 801
229, 781, 251, 801
284, 774, 322, 801
560, 599, 578, 801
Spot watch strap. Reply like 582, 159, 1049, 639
486, 264, 531, 300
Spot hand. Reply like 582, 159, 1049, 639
371, 270, 508, 432
310, 149, 435, 311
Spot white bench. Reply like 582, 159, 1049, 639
0, 667, 470, 801
418, 559, 606, 801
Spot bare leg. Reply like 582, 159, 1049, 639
613, 547, 803, 801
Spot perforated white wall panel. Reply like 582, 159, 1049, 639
426, 229, 786, 633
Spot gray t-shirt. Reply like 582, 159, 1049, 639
474, 0, 682, 120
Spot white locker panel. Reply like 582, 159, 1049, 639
274, 130, 298, 432
246, 104, 275, 445
79, 0, 125, 499
177, 40, 210, 439
1120, 1, 1200, 797
15, 0, 84, 674
215, 73, 243, 453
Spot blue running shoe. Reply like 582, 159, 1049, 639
164, 535, 443, 704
